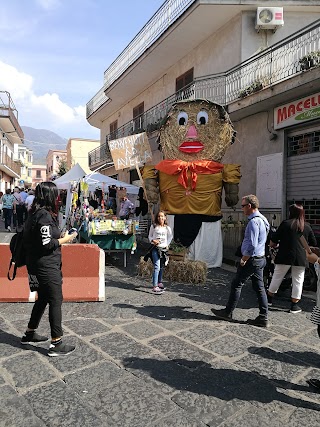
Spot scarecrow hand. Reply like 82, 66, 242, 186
224, 182, 239, 207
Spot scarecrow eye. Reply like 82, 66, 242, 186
177, 112, 188, 126
197, 111, 208, 125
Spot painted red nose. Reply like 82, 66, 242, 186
186, 124, 198, 139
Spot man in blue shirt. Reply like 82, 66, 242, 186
212, 194, 270, 327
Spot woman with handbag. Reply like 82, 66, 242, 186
267, 204, 317, 313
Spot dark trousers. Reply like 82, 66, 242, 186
3, 208, 13, 229
28, 268, 63, 338
226, 257, 268, 319
15, 205, 24, 227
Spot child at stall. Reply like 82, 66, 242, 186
148, 210, 173, 294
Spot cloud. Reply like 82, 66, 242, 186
35, 0, 61, 10
0, 60, 98, 139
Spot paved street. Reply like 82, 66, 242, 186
1, 223, 320, 426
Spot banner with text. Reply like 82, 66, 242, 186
108, 132, 152, 171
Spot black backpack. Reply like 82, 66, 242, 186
7, 228, 26, 281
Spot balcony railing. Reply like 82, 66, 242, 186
0, 151, 21, 177
0, 91, 24, 140
103, 0, 195, 87
88, 19, 320, 168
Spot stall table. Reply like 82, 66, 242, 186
79, 229, 135, 267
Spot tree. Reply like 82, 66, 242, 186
57, 158, 69, 177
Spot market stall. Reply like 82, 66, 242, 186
77, 217, 138, 267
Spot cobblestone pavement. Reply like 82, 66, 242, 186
1, 223, 320, 426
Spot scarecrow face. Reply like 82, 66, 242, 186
160, 99, 234, 162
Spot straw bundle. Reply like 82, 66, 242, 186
138, 257, 207, 284
159, 99, 234, 163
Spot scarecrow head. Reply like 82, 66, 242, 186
159, 99, 235, 162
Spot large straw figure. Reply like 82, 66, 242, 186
143, 99, 241, 267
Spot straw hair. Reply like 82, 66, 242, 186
159, 99, 234, 162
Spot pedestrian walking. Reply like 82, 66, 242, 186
13, 186, 24, 228
148, 210, 173, 294
24, 189, 35, 220
21, 182, 77, 356
2, 188, 15, 231
212, 194, 270, 327
0, 191, 3, 218
267, 204, 317, 313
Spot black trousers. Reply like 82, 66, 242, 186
28, 266, 63, 338
15, 205, 24, 227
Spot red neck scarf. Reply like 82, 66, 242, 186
155, 159, 223, 190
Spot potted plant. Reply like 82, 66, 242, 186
238, 79, 264, 99
299, 51, 320, 71
168, 240, 188, 261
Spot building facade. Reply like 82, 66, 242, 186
86, 0, 320, 240
0, 91, 24, 193
31, 164, 47, 187
46, 149, 67, 181
66, 138, 100, 174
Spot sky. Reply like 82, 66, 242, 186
0, 0, 165, 141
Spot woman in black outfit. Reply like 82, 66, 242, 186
21, 182, 77, 356
267, 203, 317, 313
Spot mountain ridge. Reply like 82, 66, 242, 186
22, 126, 67, 163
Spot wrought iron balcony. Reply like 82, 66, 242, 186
88, 19, 320, 169
0, 150, 21, 177
0, 91, 24, 142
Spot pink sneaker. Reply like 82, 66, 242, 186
152, 286, 164, 294
158, 283, 166, 290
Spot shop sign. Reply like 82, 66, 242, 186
108, 132, 152, 171
274, 92, 320, 130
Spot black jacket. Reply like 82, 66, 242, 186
23, 208, 61, 271
272, 219, 317, 266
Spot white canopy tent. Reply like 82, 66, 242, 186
54, 163, 86, 189
84, 172, 139, 195
53, 163, 86, 229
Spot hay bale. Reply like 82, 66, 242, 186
138, 257, 207, 284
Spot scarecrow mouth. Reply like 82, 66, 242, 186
179, 141, 204, 153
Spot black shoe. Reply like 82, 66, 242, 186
290, 303, 302, 313
247, 316, 269, 328
211, 308, 232, 320
307, 378, 320, 391
48, 341, 76, 357
21, 331, 49, 344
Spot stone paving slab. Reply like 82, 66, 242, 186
1, 237, 320, 426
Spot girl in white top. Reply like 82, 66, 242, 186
148, 211, 173, 294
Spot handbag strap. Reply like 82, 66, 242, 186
299, 235, 312, 254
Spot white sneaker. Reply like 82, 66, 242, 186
7, 226, 11, 232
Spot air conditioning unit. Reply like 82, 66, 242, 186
255, 7, 284, 32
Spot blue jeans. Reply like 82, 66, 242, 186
151, 248, 163, 287
226, 257, 268, 319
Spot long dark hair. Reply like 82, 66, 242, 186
30, 182, 59, 216
289, 203, 305, 232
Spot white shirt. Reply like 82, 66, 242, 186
25, 194, 35, 210
148, 224, 173, 249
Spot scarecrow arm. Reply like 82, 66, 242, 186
222, 164, 241, 208
224, 182, 239, 207
142, 166, 160, 205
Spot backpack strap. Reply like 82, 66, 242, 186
7, 260, 17, 281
